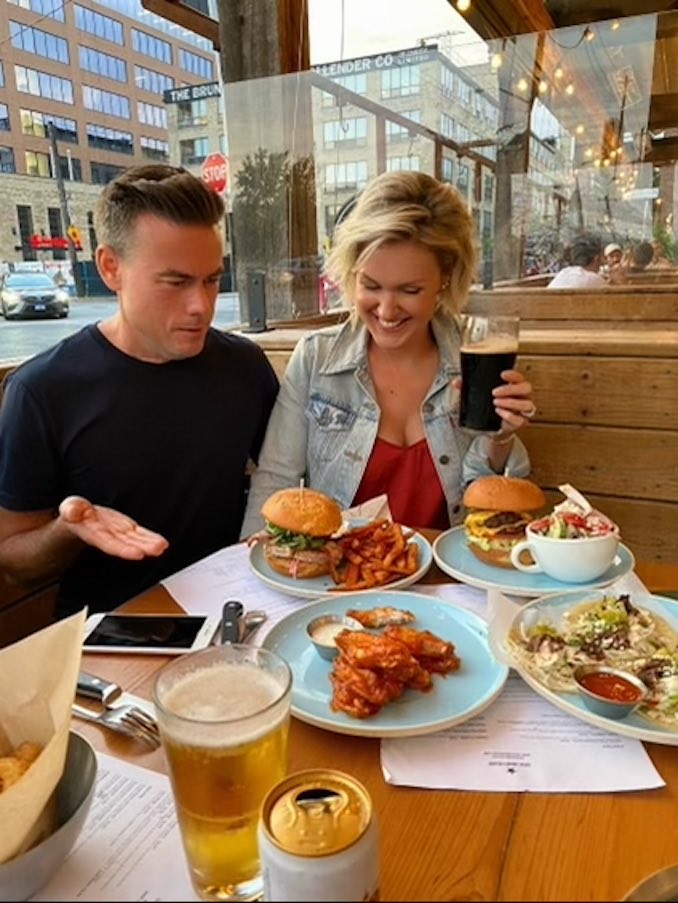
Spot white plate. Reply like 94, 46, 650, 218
249, 530, 432, 600
503, 589, 678, 745
432, 526, 635, 598
262, 590, 508, 737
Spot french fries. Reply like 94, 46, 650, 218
329, 520, 420, 590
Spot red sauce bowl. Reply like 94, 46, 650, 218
573, 664, 648, 720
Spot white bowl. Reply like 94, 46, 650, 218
0, 731, 97, 902
510, 524, 620, 583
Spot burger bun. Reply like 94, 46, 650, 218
463, 475, 546, 512
262, 487, 342, 537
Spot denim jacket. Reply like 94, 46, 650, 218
241, 311, 530, 537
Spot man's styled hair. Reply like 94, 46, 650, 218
568, 232, 603, 268
631, 240, 654, 269
326, 170, 477, 317
94, 164, 225, 255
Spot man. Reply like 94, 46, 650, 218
547, 233, 607, 289
0, 165, 278, 618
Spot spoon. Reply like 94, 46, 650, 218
241, 610, 267, 643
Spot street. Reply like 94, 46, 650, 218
0, 293, 242, 364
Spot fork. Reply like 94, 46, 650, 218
72, 703, 161, 749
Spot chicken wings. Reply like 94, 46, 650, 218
330, 625, 460, 719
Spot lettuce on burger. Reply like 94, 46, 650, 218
260, 487, 343, 579
463, 476, 546, 569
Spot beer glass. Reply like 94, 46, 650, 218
153, 644, 292, 902
459, 315, 519, 431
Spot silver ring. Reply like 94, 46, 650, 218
524, 403, 537, 419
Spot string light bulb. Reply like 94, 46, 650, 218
585, 27, 596, 42
538, 79, 548, 94
611, 20, 620, 31
490, 52, 503, 71
456, 0, 471, 11
516, 77, 529, 93
554, 67, 564, 80
565, 83, 574, 96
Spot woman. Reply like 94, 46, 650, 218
241, 171, 536, 535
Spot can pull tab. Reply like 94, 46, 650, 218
295, 787, 342, 814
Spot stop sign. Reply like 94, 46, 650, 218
201, 153, 229, 194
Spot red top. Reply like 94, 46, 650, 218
353, 437, 450, 530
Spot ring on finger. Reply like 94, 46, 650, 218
523, 403, 537, 419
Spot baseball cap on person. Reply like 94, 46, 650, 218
604, 243, 622, 256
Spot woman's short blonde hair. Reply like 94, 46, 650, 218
326, 170, 476, 316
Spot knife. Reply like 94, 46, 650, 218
221, 599, 244, 644
77, 670, 123, 706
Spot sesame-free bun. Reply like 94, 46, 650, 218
261, 488, 343, 537
463, 476, 546, 513
467, 544, 516, 569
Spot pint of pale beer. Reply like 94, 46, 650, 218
459, 315, 519, 432
153, 644, 292, 902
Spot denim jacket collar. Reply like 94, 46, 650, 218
318, 311, 462, 388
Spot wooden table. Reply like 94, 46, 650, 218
79, 555, 678, 902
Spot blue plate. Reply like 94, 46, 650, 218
250, 531, 432, 600
433, 526, 635, 598
262, 590, 508, 737
504, 589, 678, 745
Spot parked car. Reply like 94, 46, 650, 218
0, 272, 70, 320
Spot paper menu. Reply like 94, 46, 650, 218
381, 674, 664, 793
32, 752, 197, 902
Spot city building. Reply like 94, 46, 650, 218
0, 0, 219, 264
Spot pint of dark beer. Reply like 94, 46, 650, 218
459, 315, 519, 431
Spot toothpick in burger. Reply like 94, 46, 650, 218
259, 487, 343, 579
463, 475, 546, 569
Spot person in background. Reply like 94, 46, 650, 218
649, 239, 672, 269
241, 171, 535, 536
602, 242, 628, 284
547, 233, 607, 289
628, 240, 655, 272
0, 164, 278, 619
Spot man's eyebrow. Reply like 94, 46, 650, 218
156, 268, 224, 279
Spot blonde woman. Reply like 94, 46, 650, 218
241, 171, 535, 534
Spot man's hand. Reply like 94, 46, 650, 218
58, 496, 169, 560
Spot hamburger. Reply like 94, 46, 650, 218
260, 487, 343, 579
463, 476, 546, 569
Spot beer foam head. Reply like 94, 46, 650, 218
460, 337, 518, 354
158, 661, 290, 747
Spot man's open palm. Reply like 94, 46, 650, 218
59, 496, 169, 559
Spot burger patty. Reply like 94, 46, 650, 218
465, 510, 533, 537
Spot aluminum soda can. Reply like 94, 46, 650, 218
258, 768, 380, 902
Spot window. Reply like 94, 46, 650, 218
48, 207, 65, 259
323, 117, 367, 148
177, 99, 208, 127
20, 109, 77, 142
83, 85, 130, 119
15, 66, 74, 104
387, 156, 420, 172
321, 73, 367, 105
79, 46, 127, 82
134, 65, 174, 95
0, 62, 4, 88
179, 49, 213, 80
0, 105, 9, 131
140, 136, 169, 161
441, 114, 456, 140
17, 205, 35, 260
10, 22, 69, 64
0, 147, 16, 173
91, 161, 126, 185
484, 173, 494, 203
25, 150, 51, 177
74, 5, 124, 45
442, 157, 455, 183
381, 66, 420, 98
324, 162, 368, 190
137, 101, 167, 129
87, 123, 133, 154
132, 29, 172, 64
179, 137, 209, 165
8, 0, 64, 22
457, 163, 470, 193
386, 110, 421, 142
59, 154, 82, 181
